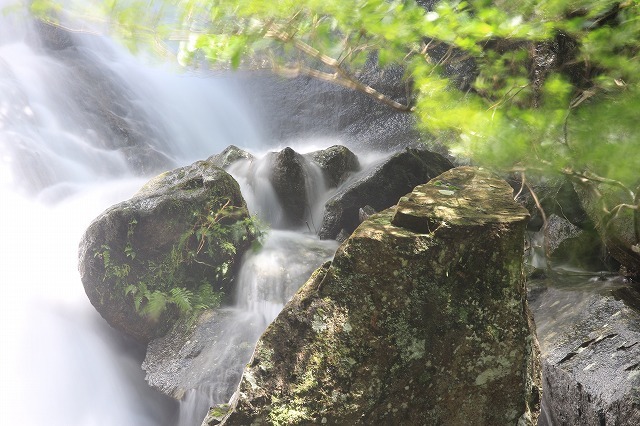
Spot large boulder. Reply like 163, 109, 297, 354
211, 167, 541, 425
516, 176, 591, 232
318, 147, 453, 240
304, 145, 360, 188
529, 277, 640, 425
79, 160, 256, 343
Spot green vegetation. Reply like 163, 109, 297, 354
95, 199, 264, 321
32, 1, 640, 265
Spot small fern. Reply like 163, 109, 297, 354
104, 198, 266, 322
143, 290, 168, 321
170, 287, 193, 315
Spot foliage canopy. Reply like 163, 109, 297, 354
30, 0, 640, 264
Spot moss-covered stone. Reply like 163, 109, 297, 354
79, 160, 255, 343
216, 167, 540, 425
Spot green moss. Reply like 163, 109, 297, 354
97, 197, 264, 322
268, 402, 312, 426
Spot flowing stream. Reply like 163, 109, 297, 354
0, 4, 340, 425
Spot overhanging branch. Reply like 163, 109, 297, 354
266, 25, 413, 112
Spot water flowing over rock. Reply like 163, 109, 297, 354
142, 230, 338, 419
304, 145, 360, 188
34, 23, 174, 173
212, 167, 541, 425
78, 160, 255, 343
318, 147, 453, 240
529, 277, 640, 425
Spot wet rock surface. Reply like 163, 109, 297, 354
235, 70, 419, 152
207, 145, 255, 169
79, 160, 254, 343
213, 167, 540, 425
529, 214, 609, 271
304, 145, 360, 189
143, 309, 260, 401
529, 277, 640, 426
317, 147, 453, 240
268, 147, 310, 227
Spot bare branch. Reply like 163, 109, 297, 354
266, 24, 413, 112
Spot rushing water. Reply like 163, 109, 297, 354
0, 4, 343, 425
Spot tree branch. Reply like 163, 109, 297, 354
266, 25, 413, 112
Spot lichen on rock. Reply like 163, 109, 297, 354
216, 166, 541, 425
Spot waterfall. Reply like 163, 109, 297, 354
0, 3, 341, 425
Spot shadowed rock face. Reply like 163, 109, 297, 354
79, 161, 254, 343
210, 167, 540, 426
268, 147, 309, 227
318, 148, 453, 240
573, 182, 640, 277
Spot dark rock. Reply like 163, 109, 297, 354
32, 19, 75, 50
268, 147, 309, 227
318, 148, 453, 240
304, 145, 360, 188
207, 145, 254, 169
573, 181, 640, 276
217, 167, 540, 425
516, 176, 592, 232
335, 229, 350, 244
233, 71, 421, 152
529, 278, 640, 426
530, 214, 610, 271
79, 160, 254, 343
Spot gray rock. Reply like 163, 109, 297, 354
79, 160, 255, 343
516, 177, 591, 232
529, 278, 640, 426
143, 309, 259, 400
304, 145, 360, 188
358, 205, 376, 223
530, 214, 609, 271
216, 167, 540, 425
143, 230, 339, 406
318, 147, 453, 240
207, 145, 254, 169
573, 181, 640, 276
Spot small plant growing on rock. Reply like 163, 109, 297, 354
95, 198, 265, 322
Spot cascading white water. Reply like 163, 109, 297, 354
1, 3, 344, 425
0, 4, 266, 425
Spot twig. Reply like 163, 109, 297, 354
514, 171, 526, 200
525, 181, 551, 268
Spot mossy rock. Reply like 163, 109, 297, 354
217, 167, 541, 425
79, 160, 255, 343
